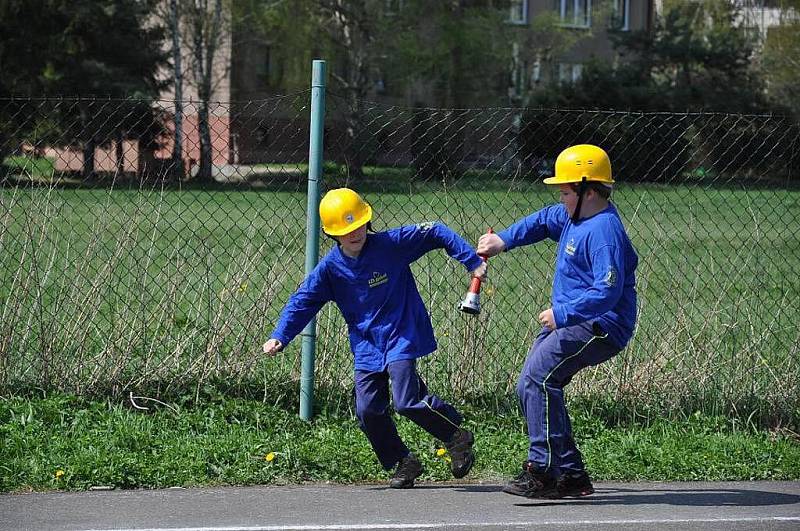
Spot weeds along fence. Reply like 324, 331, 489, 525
1, 95, 799, 424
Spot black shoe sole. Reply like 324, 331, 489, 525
501, 485, 530, 497
502, 484, 558, 498
552, 486, 595, 498
451, 452, 474, 479
448, 430, 475, 479
542, 485, 595, 499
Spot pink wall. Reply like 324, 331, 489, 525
48, 114, 230, 176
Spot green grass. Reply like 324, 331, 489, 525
1, 394, 797, 493
2, 155, 55, 179
1, 179, 799, 425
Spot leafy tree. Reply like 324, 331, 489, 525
312, 0, 384, 180
179, 0, 231, 182
520, 0, 784, 183
384, 1, 510, 108
239, 0, 382, 179
243, 1, 517, 180
762, 0, 800, 117
379, 1, 513, 180
0, 0, 168, 178
154, 0, 188, 178
529, 0, 770, 113
233, 0, 319, 93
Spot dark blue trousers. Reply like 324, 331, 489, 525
517, 322, 620, 476
355, 358, 462, 470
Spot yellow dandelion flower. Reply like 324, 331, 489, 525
55, 469, 65, 479
436, 448, 447, 457
238, 283, 248, 293
265, 452, 276, 462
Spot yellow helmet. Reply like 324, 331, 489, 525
319, 188, 373, 236
543, 144, 614, 185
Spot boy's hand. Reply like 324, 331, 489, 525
477, 233, 505, 257
471, 261, 488, 280
538, 308, 556, 330
263, 339, 283, 356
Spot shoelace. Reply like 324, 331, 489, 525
513, 468, 534, 484
395, 458, 417, 477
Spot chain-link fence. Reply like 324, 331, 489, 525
1, 94, 799, 424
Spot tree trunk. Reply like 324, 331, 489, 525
188, 0, 223, 184
82, 139, 95, 180
345, 92, 365, 181
442, 2, 465, 181
170, 0, 184, 180
0, 131, 8, 179
323, 0, 371, 181
197, 100, 213, 181
79, 106, 95, 180
115, 130, 124, 177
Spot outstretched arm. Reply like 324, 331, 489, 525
265, 261, 333, 354
491, 204, 568, 253
392, 221, 484, 273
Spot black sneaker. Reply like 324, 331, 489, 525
389, 453, 424, 489
551, 471, 594, 498
502, 461, 557, 498
444, 428, 475, 479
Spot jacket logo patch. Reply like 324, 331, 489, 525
368, 271, 388, 288
565, 238, 576, 256
604, 267, 617, 287
416, 221, 435, 231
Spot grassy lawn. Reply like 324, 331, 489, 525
2, 155, 55, 178
1, 394, 798, 492
1, 177, 799, 426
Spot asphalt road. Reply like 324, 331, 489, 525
2, 481, 800, 531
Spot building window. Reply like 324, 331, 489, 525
531, 58, 541, 84
257, 46, 272, 83
511, 59, 530, 97
558, 62, 583, 84
385, 0, 404, 16
560, 0, 592, 28
611, 0, 630, 31
375, 76, 387, 95
509, 0, 529, 24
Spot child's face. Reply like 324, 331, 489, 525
336, 224, 368, 256
558, 184, 579, 217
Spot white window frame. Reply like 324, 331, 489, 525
611, 0, 630, 31
559, 0, 592, 28
558, 62, 583, 84
508, 0, 529, 25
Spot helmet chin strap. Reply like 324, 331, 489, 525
572, 177, 587, 222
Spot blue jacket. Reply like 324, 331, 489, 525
498, 203, 638, 348
271, 222, 484, 372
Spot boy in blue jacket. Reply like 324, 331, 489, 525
477, 144, 638, 499
263, 188, 486, 488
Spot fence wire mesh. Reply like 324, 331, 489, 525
1, 95, 799, 422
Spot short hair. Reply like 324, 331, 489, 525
571, 181, 612, 199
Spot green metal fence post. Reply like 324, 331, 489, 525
300, 59, 326, 421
